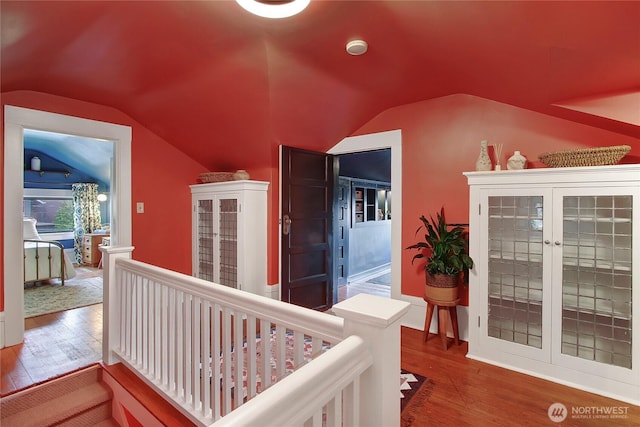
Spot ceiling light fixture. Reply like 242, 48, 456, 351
236, 0, 310, 19
346, 40, 368, 56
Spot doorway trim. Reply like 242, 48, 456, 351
328, 129, 402, 300
3, 105, 132, 347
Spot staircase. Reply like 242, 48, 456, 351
1, 364, 117, 426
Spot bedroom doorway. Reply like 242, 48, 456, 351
23, 130, 113, 318
3, 106, 132, 347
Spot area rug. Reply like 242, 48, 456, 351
214, 329, 329, 398
23, 271, 103, 318
401, 369, 434, 427
217, 332, 432, 414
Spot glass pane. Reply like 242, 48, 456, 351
561, 195, 632, 369
23, 197, 75, 233
197, 199, 214, 281
487, 195, 544, 348
219, 198, 238, 288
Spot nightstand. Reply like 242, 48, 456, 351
82, 233, 110, 267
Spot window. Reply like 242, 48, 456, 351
23, 189, 74, 233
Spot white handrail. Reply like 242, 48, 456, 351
116, 258, 344, 342
213, 335, 373, 427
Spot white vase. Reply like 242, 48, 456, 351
233, 169, 250, 180
475, 140, 492, 171
31, 156, 41, 171
507, 151, 527, 170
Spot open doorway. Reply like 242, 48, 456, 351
330, 129, 402, 303
335, 149, 392, 303
278, 131, 401, 310
3, 105, 132, 347
278, 131, 401, 311
23, 130, 114, 318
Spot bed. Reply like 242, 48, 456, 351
23, 217, 76, 285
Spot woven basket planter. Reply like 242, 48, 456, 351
425, 272, 460, 303
538, 145, 631, 168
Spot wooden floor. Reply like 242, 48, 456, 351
1, 304, 103, 394
3, 304, 639, 425
402, 326, 640, 426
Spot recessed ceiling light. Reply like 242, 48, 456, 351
236, 0, 311, 19
346, 40, 368, 56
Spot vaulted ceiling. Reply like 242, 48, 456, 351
2, 1, 639, 171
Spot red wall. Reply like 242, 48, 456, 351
353, 94, 640, 304
2, 91, 638, 311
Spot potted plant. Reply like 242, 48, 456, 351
406, 208, 474, 303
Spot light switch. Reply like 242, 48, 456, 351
136, 202, 144, 213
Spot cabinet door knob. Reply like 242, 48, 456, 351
544, 240, 551, 245
554, 241, 561, 246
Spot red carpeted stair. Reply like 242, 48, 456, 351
1, 364, 117, 426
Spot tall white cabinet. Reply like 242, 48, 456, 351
465, 165, 639, 405
190, 180, 269, 296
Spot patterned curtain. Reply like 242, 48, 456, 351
72, 183, 102, 264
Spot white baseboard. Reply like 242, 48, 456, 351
266, 283, 280, 300
347, 263, 391, 283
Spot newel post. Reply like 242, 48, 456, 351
332, 293, 410, 427
100, 245, 134, 365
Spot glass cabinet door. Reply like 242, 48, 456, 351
218, 197, 238, 288
196, 199, 214, 281
486, 194, 548, 357
195, 196, 239, 288
559, 194, 633, 369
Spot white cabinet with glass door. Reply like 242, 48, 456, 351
465, 165, 639, 405
190, 180, 269, 296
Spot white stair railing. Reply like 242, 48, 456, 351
101, 246, 409, 427
214, 335, 372, 427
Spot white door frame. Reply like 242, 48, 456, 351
3, 105, 132, 347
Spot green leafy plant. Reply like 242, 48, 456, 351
54, 200, 74, 231
406, 207, 474, 276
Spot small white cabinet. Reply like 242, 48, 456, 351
190, 180, 269, 296
465, 165, 639, 405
